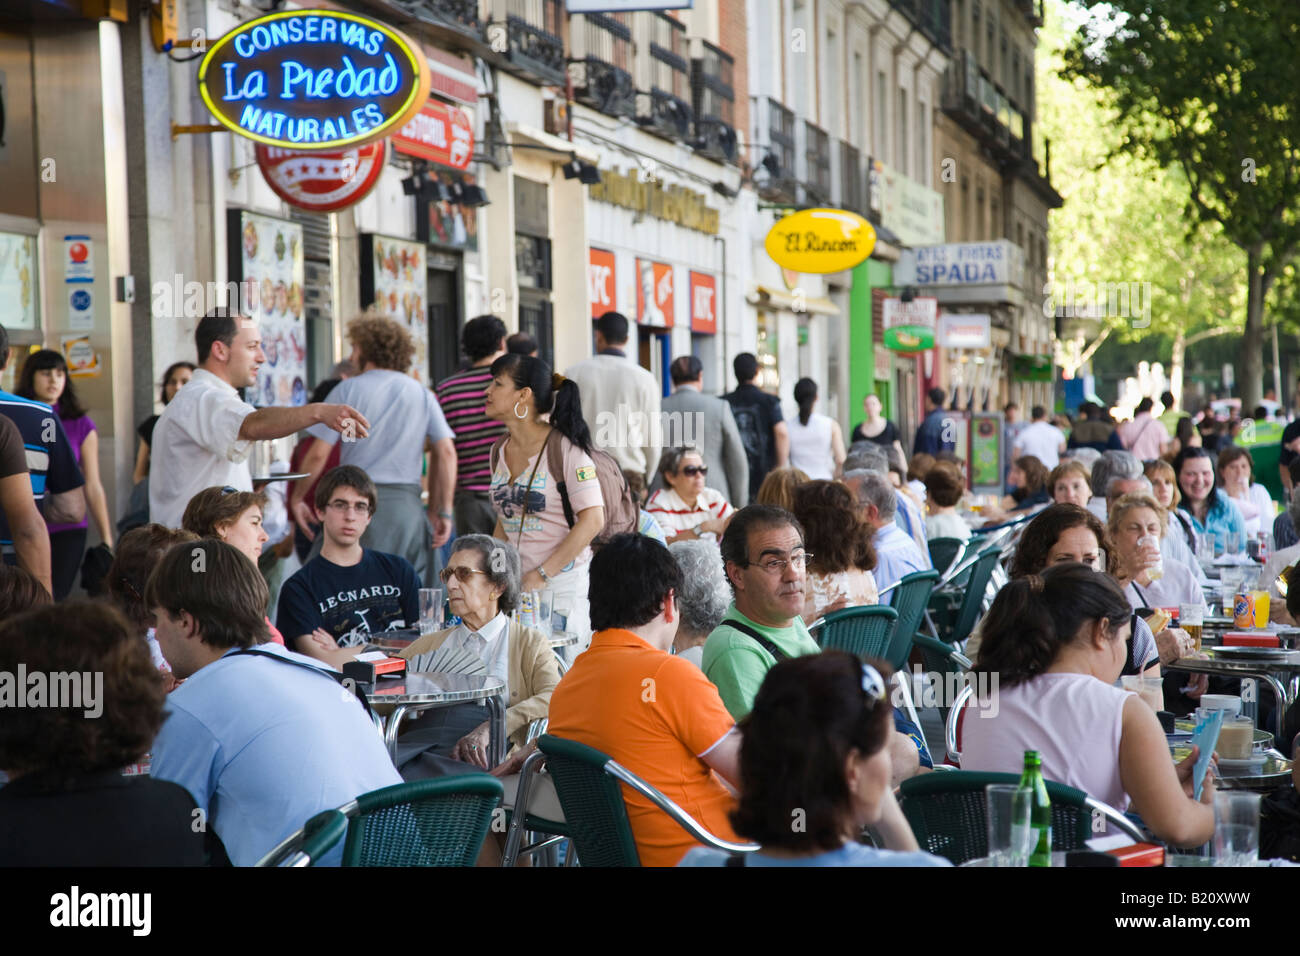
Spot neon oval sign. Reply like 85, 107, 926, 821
198, 9, 431, 151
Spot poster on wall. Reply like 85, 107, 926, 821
360, 234, 427, 384
228, 209, 306, 408
589, 248, 616, 319
636, 258, 673, 328
0, 232, 39, 331
969, 412, 1004, 494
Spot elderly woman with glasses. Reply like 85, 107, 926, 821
647, 447, 735, 545
668, 538, 733, 667
680, 652, 948, 868
397, 534, 560, 769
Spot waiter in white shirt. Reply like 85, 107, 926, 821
149, 310, 369, 530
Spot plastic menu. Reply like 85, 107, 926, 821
1190, 709, 1223, 800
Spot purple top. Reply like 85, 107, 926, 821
47, 412, 95, 533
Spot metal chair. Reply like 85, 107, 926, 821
338, 776, 504, 866
944, 682, 976, 766
927, 537, 968, 582
897, 770, 1145, 865
256, 809, 348, 867
946, 545, 1004, 646
811, 604, 899, 659
500, 746, 571, 868
913, 633, 972, 728
537, 733, 758, 866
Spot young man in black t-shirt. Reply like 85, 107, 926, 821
723, 352, 788, 501
277, 465, 420, 668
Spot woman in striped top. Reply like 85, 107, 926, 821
646, 447, 735, 545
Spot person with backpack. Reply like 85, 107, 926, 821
485, 354, 637, 647
724, 353, 788, 502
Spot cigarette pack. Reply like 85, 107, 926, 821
1106, 843, 1165, 867
1222, 632, 1280, 647
343, 656, 407, 684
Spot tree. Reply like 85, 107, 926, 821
1039, 0, 1244, 403
1061, 0, 1300, 410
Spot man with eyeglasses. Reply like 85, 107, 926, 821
701, 505, 821, 720
277, 465, 419, 667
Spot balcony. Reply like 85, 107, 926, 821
1013, 0, 1044, 27
637, 12, 693, 140
839, 141, 866, 217
571, 13, 636, 119
691, 41, 737, 162
397, 0, 483, 45
943, 50, 1025, 162
803, 121, 831, 207
758, 98, 798, 203
489, 0, 566, 87
888, 0, 952, 53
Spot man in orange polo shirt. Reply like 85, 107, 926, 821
544, 533, 742, 866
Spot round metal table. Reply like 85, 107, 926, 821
366, 671, 506, 766
548, 632, 579, 675
1173, 649, 1300, 739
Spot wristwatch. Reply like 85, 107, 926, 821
537, 566, 553, 584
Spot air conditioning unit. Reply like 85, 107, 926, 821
693, 117, 738, 162
637, 90, 693, 141
543, 95, 568, 136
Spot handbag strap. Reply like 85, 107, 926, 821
724, 618, 789, 662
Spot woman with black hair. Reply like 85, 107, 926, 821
786, 377, 845, 480
679, 651, 948, 867
132, 360, 195, 484
1173, 445, 1245, 553
485, 353, 605, 643
17, 349, 113, 598
963, 564, 1215, 848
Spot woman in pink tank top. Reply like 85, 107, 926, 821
962, 563, 1214, 848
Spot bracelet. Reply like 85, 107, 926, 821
537, 566, 553, 584
437, 510, 454, 519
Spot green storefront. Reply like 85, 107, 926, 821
850, 258, 895, 425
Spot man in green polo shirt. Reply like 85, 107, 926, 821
701, 505, 819, 720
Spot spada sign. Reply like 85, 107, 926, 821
256, 140, 386, 212
198, 9, 431, 150
764, 208, 876, 274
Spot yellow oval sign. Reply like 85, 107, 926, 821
197, 9, 431, 151
765, 208, 876, 274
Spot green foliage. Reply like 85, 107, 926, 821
1058, 0, 1300, 406
1040, 0, 1243, 352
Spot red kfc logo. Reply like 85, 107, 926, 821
588, 248, 616, 320
689, 271, 717, 334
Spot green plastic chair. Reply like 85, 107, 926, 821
897, 770, 1145, 865
537, 733, 757, 867
813, 604, 899, 659
500, 746, 571, 868
946, 545, 1003, 646
927, 537, 968, 580
256, 809, 349, 867
912, 634, 972, 727
886, 570, 940, 669
338, 776, 503, 866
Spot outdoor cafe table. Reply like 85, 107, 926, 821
1172, 649, 1300, 739
365, 672, 506, 766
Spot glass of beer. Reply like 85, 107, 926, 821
1180, 603, 1205, 652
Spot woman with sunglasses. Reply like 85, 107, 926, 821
680, 652, 948, 867
647, 447, 735, 545
964, 564, 1215, 849
397, 535, 559, 769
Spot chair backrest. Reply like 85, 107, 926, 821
897, 770, 1105, 865
341, 776, 504, 866
887, 570, 940, 669
816, 604, 899, 660
927, 537, 967, 580
538, 734, 643, 866
949, 546, 1002, 645
257, 809, 348, 867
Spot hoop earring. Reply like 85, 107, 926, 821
513, 400, 529, 420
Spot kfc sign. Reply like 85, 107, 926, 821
689, 271, 717, 334
588, 248, 616, 320
391, 99, 473, 169
636, 258, 673, 328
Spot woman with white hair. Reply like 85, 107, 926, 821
668, 538, 732, 668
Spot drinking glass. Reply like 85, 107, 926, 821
986, 784, 1034, 867
532, 588, 554, 634
1225, 530, 1243, 558
1197, 532, 1217, 565
418, 588, 443, 635
1213, 791, 1260, 866
1179, 603, 1204, 652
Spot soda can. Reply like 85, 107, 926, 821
1233, 591, 1257, 629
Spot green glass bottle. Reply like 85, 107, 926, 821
1018, 750, 1053, 867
